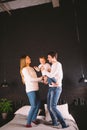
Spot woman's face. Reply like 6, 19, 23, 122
25, 56, 31, 66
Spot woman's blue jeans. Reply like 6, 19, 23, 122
47, 87, 67, 128
27, 90, 40, 124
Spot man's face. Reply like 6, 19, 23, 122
47, 55, 53, 63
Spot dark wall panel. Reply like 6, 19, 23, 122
0, 1, 87, 104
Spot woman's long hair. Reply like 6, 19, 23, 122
20, 55, 27, 84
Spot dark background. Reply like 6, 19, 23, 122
0, 0, 87, 129
0, 0, 87, 109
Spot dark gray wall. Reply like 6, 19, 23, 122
0, 0, 87, 104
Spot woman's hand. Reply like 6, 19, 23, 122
43, 75, 48, 84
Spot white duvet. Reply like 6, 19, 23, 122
0, 114, 79, 130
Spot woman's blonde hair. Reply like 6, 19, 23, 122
20, 55, 27, 84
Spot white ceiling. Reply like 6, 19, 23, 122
0, 0, 60, 14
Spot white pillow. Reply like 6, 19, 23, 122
44, 103, 73, 121
37, 115, 45, 120
14, 104, 75, 122
14, 105, 30, 116
14, 105, 45, 120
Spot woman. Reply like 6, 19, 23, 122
20, 55, 43, 128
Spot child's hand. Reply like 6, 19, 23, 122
34, 66, 40, 71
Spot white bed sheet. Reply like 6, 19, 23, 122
0, 114, 79, 130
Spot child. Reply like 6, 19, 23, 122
34, 56, 51, 72
34, 56, 57, 85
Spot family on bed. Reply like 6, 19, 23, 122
20, 51, 69, 129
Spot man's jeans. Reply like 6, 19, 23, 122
27, 91, 40, 124
47, 87, 67, 127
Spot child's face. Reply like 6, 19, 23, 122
39, 58, 46, 64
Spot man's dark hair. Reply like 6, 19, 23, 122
47, 51, 58, 59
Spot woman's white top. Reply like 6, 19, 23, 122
22, 66, 42, 93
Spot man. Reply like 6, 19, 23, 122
41, 51, 68, 128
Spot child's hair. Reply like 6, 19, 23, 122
39, 56, 46, 61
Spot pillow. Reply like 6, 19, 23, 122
37, 115, 45, 120
14, 105, 45, 120
14, 105, 30, 116
44, 103, 73, 121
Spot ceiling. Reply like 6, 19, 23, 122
0, 0, 60, 15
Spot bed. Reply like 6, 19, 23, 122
0, 103, 79, 130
